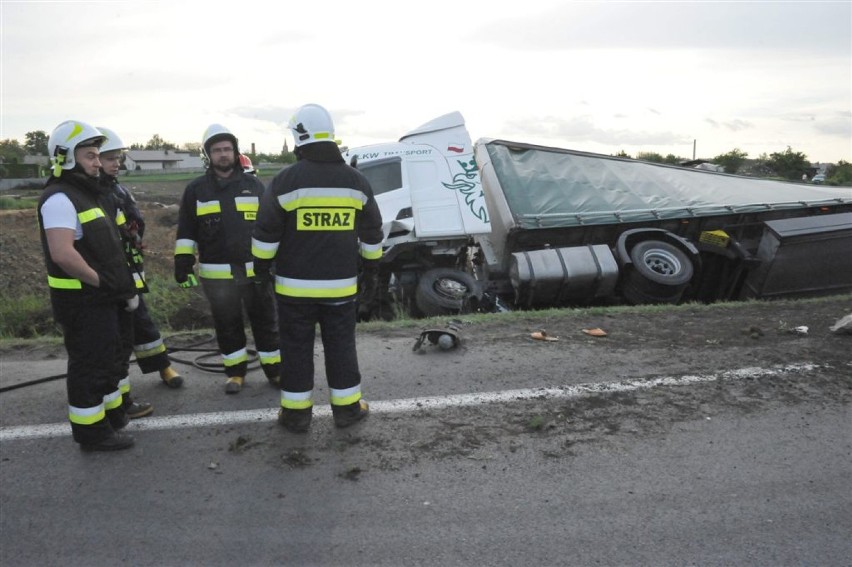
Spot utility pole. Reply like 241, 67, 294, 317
693, 139, 696, 160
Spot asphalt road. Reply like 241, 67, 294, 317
1, 327, 851, 566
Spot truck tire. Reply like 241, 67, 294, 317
622, 240, 693, 305
630, 240, 693, 286
415, 268, 482, 317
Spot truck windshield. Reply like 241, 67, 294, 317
358, 157, 402, 196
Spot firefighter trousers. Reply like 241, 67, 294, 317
53, 299, 128, 445
131, 294, 170, 374
277, 299, 361, 396
201, 278, 280, 379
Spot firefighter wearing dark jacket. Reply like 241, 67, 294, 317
98, 127, 183, 391
174, 123, 280, 394
252, 103, 384, 433
37, 120, 138, 451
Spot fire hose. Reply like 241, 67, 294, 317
0, 332, 259, 393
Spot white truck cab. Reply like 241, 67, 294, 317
342, 112, 491, 249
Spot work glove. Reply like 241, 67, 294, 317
358, 264, 379, 308
174, 255, 197, 287
253, 259, 274, 286
125, 294, 140, 312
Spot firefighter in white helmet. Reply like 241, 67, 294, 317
37, 120, 138, 451
252, 103, 384, 433
97, 126, 184, 396
174, 124, 280, 393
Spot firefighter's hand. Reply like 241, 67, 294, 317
358, 266, 379, 307
253, 260, 274, 286
174, 256, 196, 287
178, 274, 198, 289
125, 295, 140, 312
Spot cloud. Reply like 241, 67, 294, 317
473, 2, 852, 54
705, 118, 754, 132
813, 111, 852, 138
503, 114, 688, 147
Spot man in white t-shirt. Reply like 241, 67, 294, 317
37, 120, 141, 452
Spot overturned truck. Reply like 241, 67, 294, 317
342, 112, 852, 319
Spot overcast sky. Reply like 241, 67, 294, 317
1, 0, 850, 162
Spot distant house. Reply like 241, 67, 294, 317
125, 150, 203, 171
679, 159, 725, 172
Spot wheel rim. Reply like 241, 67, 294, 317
434, 277, 468, 300
641, 249, 682, 277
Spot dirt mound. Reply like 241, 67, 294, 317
0, 204, 180, 299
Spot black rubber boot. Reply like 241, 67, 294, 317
332, 400, 370, 428
278, 408, 312, 433
80, 432, 135, 452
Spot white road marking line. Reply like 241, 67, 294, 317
0, 363, 822, 442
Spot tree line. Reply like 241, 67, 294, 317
0, 131, 296, 173
2, 130, 850, 185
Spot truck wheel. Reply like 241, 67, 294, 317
622, 240, 693, 305
415, 268, 482, 317
630, 240, 693, 286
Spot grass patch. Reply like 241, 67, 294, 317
0, 274, 206, 339
141, 274, 209, 330
0, 293, 58, 338
355, 293, 852, 333
0, 196, 38, 210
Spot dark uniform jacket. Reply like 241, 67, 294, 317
175, 169, 265, 282
101, 176, 147, 291
37, 173, 136, 306
251, 143, 384, 303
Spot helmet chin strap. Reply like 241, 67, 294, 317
51, 149, 67, 178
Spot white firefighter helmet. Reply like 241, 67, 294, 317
48, 120, 105, 177
288, 104, 335, 147
97, 126, 128, 154
201, 123, 239, 161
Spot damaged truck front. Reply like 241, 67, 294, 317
343, 112, 852, 319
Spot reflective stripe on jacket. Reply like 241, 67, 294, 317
175, 170, 265, 281
37, 176, 136, 304
251, 157, 384, 302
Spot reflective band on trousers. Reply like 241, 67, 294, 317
330, 385, 362, 407
281, 390, 313, 410
257, 350, 281, 365
69, 403, 105, 425
133, 271, 146, 289
118, 376, 131, 395
103, 388, 123, 411
274, 276, 357, 299
134, 338, 166, 359
48, 275, 82, 290
222, 348, 248, 367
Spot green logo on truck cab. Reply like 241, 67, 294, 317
442, 157, 488, 223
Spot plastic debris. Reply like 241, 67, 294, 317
413, 324, 461, 351
830, 313, 852, 335
530, 330, 559, 341
582, 328, 608, 337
